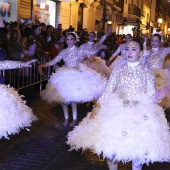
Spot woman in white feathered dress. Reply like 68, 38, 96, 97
67, 39, 170, 170
0, 59, 37, 139
142, 33, 170, 108
107, 34, 132, 69
38, 32, 107, 127
80, 26, 112, 78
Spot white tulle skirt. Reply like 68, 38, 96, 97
81, 56, 111, 78
154, 69, 170, 108
0, 85, 37, 139
41, 64, 107, 104
67, 93, 170, 165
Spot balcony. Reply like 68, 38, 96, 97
128, 4, 141, 18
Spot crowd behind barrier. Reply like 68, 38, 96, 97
2, 52, 53, 91
2, 19, 170, 93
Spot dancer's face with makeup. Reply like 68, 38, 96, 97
125, 41, 142, 63
66, 34, 76, 47
151, 35, 161, 48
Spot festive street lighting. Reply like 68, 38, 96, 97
158, 18, 163, 31
158, 18, 163, 24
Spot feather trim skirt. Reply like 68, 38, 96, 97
67, 93, 170, 165
41, 64, 107, 104
154, 69, 170, 108
0, 85, 37, 139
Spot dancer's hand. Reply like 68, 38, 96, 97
106, 25, 112, 34
99, 45, 107, 50
155, 87, 170, 103
21, 59, 37, 67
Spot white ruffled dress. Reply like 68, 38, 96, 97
0, 60, 37, 139
41, 45, 107, 104
81, 56, 111, 78
143, 47, 170, 108
67, 62, 170, 165
80, 41, 111, 78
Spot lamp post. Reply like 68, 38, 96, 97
158, 18, 163, 32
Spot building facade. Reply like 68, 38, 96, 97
1, 0, 170, 35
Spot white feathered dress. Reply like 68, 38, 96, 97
80, 41, 111, 78
41, 45, 107, 104
67, 62, 170, 165
144, 47, 170, 108
0, 61, 37, 139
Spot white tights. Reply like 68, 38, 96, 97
107, 160, 118, 170
106, 158, 142, 170
61, 102, 77, 120
132, 160, 142, 170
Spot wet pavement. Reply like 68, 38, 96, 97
0, 92, 170, 170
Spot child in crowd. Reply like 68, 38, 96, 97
67, 39, 170, 170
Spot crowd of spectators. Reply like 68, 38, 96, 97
1, 18, 170, 64
0, 18, 125, 64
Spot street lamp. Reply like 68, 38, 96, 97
158, 18, 163, 24
107, 21, 112, 25
158, 18, 163, 32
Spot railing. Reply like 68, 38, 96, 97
1, 52, 53, 92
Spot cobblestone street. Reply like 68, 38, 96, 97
0, 93, 169, 170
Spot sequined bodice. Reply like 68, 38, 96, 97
98, 63, 155, 103
61, 46, 82, 67
148, 47, 170, 69
115, 64, 155, 100
45, 45, 99, 68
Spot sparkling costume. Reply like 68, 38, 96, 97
41, 45, 106, 104
143, 47, 170, 108
67, 62, 170, 165
110, 43, 127, 69
80, 36, 111, 77
82, 56, 110, 77
0, 60, 37, 139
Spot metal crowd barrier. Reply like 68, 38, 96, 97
2, 52, 53, 92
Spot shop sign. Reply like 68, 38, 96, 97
115, 14, 123, 23
123, 17, 140, 25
